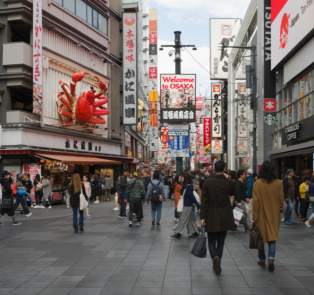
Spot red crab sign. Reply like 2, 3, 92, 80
56, 71, 109, 132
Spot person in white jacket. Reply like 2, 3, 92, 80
83, 176, 92, 218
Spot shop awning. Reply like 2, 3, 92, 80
35, 152, 121, 165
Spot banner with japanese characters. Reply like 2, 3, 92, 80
168, 129, 189, 158
203, 118, 211, 150
160, 74, 196, 123
211, 139, 223, 154
211, 83, 222, 138
237, 83, 248, 138
123, 12, 138, 125
33, 0, 43, 115
149, 9, 158, 151
161, 127, 168, 149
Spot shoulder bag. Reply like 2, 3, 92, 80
249, 223, 264, 250
17, 188, 27, 196
191, 226, 207, 258
36, 182, 43, 192
79, 188, 88, 210
177, 186, 188, 213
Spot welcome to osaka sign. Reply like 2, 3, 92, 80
160, 74, 196, 123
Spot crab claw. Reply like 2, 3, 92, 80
72, 71, 89, 83
94, 76, 107, 98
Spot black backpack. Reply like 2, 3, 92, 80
151, 182, 162, 204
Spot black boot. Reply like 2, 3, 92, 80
74, 226, 78, 233
79, 224, 84, 232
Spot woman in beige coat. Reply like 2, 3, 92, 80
253, 161, 284, 271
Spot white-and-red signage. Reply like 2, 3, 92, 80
161, 127, 168, 149
161, 74, 196, 90
33, 0, 43, 115
23, 164, 41, 202
264, 98, 277, 112
123, 12, 138, 125
271, 0, 314, 69
203, 118, 211, 149
211, 139, 223, 154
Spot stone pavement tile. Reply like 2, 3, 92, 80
81, 275, 112, 282
136, 276, 164, 282
163, 281, 191, 288
164, 276, 191, 282
162, 287, 194, 294
76, 281, 107, 288
131, 288, 162, 295
294, 276, 314, 282
299, 282, 314, 289
134, 281, 164, 288
219, 281, 249, 288
288, 271, 314, 276
192, 288, 222, 295
109, 276, 138, 282
141, 266, 166, 271
192, 281, 220, 288
20, 282, 52, 288
272, 280, 305, 288
221, 288, 253, 294
69, 288, 102, 295
165, 270, 191, 276
55, 276, 85, 282
250, 288, 281, 294
9, 288, 44, 295
0, 288, 15, 295
99, 286, 133, 295
61, 270, 91, 276
278, 288, 311, 295
284, 265, 310, 271
139, 270, 165, 276
105, 282, 136, 289
1, 275, 32, 282
0, 282, 23, 289
48, 281, 80, 288
116, 265, 143, 271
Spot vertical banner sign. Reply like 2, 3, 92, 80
210, 18, 241, 80
237, 83, 248, 138
149, 9, 158, 151
211, 83, 222, 138
161, 127, 168, 149
123, 12, 138, 125
33, 0, 43, 115
168, 129, 189, 158
237, 139, 248, 154
203, 118, 211, 150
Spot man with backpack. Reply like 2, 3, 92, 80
146, 171, 166, 227
126, 171, 146, 227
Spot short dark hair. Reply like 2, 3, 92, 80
236, 170, 245, 179
123, 168, 129, 172
25, 173, 30, 178
228, 170, 236, 180
43, 174, 47, 179
68, 173, 72, 177
304, 176, 310, 182
286, 168, 294, 174
215, 160, 225, 173
295, 172, 300, 177
153, 171, 159, 180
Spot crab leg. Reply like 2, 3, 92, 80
70, 71, 89, 96
94, 109, 110, 116
58, 105, 72, 119
55, 101, 75, 126
94, 98, 108, 107
57, 93, 73, 111
89, 118, 106, 124
59, 81, 73, 104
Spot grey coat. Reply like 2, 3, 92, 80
42, 179, 52, 198
103, 177, 112, 190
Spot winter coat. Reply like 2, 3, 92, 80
143, 176, 151, 191
246, 175, 255, 199
282, 177, 298, 199
174, 183, 182, 208
120, 175, 128, 194
68, 183, 87, 208
103, 177, 112, 190
42, 179, 52, 198
127, 178, 146, 203
200, 174, 235, 233
146, 180, 165, 201
253, 179, 284, 244
234, 179, 248, 203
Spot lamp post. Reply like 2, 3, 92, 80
160, 31, 197, 174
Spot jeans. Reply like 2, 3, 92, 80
295, 198, 300, 215
120, 200, 127, 217
43, 196, 52, 207
164, 185, 170, 199
310, 205, 314, 221
284, 198, 293, 222
129, 201, 143, 221
247, 199, 253, 222
24, 194, 33, 205
13, 195, 30, 214
207, 231, 227, 260
151, 202, 162, 223
65, 191, 70, 207
192, 207, 197, 222
258, 241, 276, 261
72, 207, 83, 229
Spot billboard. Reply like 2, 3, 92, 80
160, 74, 196, 123
168, 129, 189, 157
123, 12, 138, 125
210, 18, 242, 80
33, 0, 43, 115
271, 0, 314, 69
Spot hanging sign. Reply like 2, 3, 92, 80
211, 139, 223, 154
168, 129, 189, 157
211, 83, 222, 138
203, 118, 211, 149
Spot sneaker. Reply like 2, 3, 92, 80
285, 221, 293, 225
113, 207, 119, 211
25, 213, 32, 217
305, 221, 311, 227
268, 259, 275, 271
137, 222, 141, 226
156, 223, 160, 227
119, 216, 124, 219
41, 206, 45, 209
281, 217, 285, 222
67, 206, 70, 209
94, 201, 99, 204
32, 204, 36, 208
171, 233, 181, 239
86, 215, 92, 218
129, 221, 132, 227
258, 261, 266, 266
189, 232, 199, 238
48, 206, 52, 209
152, 219, 155, 226
213, 257, 222, 275
175, 218, 179, 223
13, 222, 22, 225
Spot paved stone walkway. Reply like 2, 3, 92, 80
1, 199, 314, 295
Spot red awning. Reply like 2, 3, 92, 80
35, 152, 121, 165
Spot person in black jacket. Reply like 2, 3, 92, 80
282, 169, 298, 225
142, 171, 151, 204
34, 174, 43, 208
63, 173, 72, 209
0, 170, 21, 225
23, 173, 35, 208
119, 169, 129, 218
234, 170, 252, 231
68, 173, 87, 233
294, 172, 303, 217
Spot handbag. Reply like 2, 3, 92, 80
310, 196, 314, 203
17, 189, 27, 196
36, 183, 43, 192
79, 188, 88, 210
249, 223, 264, 250
191, 226, 207, 258
177, 188, 187, 213
1, 197, 12, 209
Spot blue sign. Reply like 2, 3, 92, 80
168, 129, 189, 158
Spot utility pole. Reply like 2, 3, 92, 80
220, 44, 257, 173
160, 32, 196, 175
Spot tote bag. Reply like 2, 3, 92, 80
79, 189, 88, 210
177, 188, 187, 213
191, 226, 207, 258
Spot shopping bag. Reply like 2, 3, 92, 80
115, 193, 119, 206
17, 189, 27, 196
191, 226, 207, 258
249, 224, 264, 250
233, 208, 243, 222
79, 189, 88, 210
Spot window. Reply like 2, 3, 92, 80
76, 0, 86, 22
63, 0, 75, 14
54, 0, 108, 35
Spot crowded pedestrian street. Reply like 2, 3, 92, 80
1, 200, 314, 295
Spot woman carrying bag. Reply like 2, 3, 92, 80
173, 174, 182, 222
171, 173, 200, 239
68, 173, 88, 233
34, 174, 43, 208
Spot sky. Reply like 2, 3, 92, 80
146, 0, 251, 96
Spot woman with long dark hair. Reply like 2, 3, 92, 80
34, 174, 43, 208
68, 173, 87, 233
172, 174, 182, 222
171, 173, 200, 239
92, 174, 100, 204
253, 161, 284, 271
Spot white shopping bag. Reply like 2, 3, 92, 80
233, 208, 243, 222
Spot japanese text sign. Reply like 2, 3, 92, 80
211, 83, 222, 138
264, 98, 276, 112
203, 118, 211, 149
168, 130, 189, 158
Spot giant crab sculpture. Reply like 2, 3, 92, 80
56, 71, 109, 132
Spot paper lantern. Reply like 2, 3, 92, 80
40, 159, 45, 163
47, 161, 51, 164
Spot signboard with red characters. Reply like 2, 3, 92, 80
264, 99, 277, 112
203, 118, 211, 149
33, 0, 43, 115
161, 127, 168, 149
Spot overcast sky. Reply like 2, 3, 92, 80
146, 0, 251, 96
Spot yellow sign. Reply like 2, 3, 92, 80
149, 91, 158, 102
